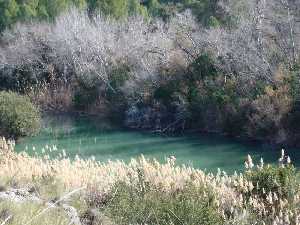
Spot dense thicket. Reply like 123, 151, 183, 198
0, 0, 86, 31
0, 0, 233, 32
0, 0, 299, 145
0, 140, 299, 225
0, 91, 40, 138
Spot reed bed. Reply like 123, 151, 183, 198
0, 137, 299, 225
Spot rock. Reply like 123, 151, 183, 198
63, 204, 82, 225
80, 209, 114, 225
0, 188, 42, 203
0, 187, 83, 225
0, 137, 15, 152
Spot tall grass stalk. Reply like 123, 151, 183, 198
0, 137, 299, 224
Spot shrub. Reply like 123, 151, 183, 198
189, 54, 218, 81
245, 164, 298, 201
0, 91, 41, 138
73, 84, 99, 111
246, 78, 293, 142
105, 180, 223, 225
27, 82, 73, 112
0, 142, 299, 225
241, 153, 300, 224
0, 200, 70, 225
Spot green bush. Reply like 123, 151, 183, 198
105, 180, 223, 225
245, 164, 299, 202
73, 86, 99, 110
0, 0, 86, 32
189, 54, 218, 81
0, 91, 41, 138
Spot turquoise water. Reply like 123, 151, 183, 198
15, 115, 300, 173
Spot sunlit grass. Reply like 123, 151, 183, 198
0, 201, 69, 225
0, 137, 300, 224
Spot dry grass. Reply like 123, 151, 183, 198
0, 137, 299, 225
0, 201, 69, 225
27, 82, 73, 113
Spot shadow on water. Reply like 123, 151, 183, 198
15, 114, 300, 173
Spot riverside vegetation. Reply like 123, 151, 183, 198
0, 137, 299, 225
0, 0, 300, 145
0, 0, 300, 224
0, 91, 40, 138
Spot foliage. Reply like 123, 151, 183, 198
27, 82, 73, 112
185, 0, 221, 26
87, 0, 147, 18
73, 76, 100, 111
0, 201, 70, 225
145, 0, 232, 26
0, 0, 233, 32
239, 153, 300, 224
0, 9, 177, 116
0, 0, 19, 31
0, 91, 40, 138
1, 0, 300, 145
246, 86, 292, 141
0, 0, 86, 32
0, 139, 300, 225
189, 54, 218, 81
106, 181, 223, 225
246, 164, 298, 201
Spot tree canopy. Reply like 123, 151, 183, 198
0, 0, 228, 32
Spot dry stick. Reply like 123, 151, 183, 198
168, 209, 184, 225
152, 208, 159, 225
24, 187, 85, 225
0, 215, 12, 225
7, 166, 21, 187
98, 187, 119, 210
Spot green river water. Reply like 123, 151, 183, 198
15, 115, 300, 173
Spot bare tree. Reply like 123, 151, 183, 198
173, 0, 300, 85
0, 8, 186, 93
0, 2, 299, 96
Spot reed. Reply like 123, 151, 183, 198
0, 137, 299, 225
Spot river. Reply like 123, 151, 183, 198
15, 115, 300, 173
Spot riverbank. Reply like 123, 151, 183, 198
42, 109, 298, 150
1, 137, 300, 225
15, 113, 300, 173
1, 6, 299, 149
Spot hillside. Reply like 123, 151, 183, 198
0, 1, 300, 223
0, 0, 300, 145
